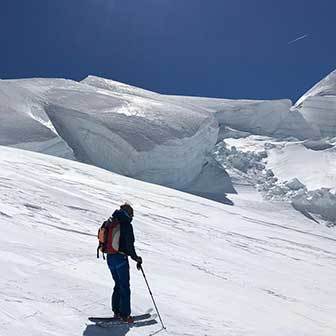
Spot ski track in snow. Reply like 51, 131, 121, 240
0, 146, 336, 336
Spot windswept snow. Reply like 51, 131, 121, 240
1, 146, 336, 336
82, 75, 160, 100
295, 69, 336, 137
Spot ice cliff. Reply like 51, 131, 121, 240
0, 77, 222, 194
295, 69, 336, 137
168, 96, 318, 140
1, 74, 331, 202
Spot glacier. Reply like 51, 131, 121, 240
1, 74, 336, 212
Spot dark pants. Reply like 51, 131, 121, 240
106, 253, 131, 317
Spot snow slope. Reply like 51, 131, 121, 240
267, 142, 336, 191
295, 69, 336, 137
1, 146, 335, 336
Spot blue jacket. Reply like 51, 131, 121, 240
112, 209, 138, 261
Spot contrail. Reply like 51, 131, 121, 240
288, 34, 309, 45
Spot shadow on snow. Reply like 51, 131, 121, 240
83, 319, 158, 336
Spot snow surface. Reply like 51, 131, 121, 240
267, 142, 336, 191
295, 69, 336, 137
1, 146, 336, 336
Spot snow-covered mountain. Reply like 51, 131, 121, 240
1, 146, 335, 336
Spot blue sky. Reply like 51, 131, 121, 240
0, 0, 335, 101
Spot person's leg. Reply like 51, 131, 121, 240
111, 273, 121, 316
115, 256, 131, 318
107, 254, 122, 315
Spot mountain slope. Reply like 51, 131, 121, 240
1, 146, 335, 336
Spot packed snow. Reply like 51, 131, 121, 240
1, 146, 336, 336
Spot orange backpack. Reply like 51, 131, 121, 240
97, 217, 120, 259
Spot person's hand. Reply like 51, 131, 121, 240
136, 256, 143, 270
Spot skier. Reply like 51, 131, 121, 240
106, 203, 142, 323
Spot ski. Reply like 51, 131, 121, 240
89, 313, 158, 327
89, 312, 152, 323
96, 318, 158, 328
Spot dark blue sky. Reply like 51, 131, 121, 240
0, 0, 335, 101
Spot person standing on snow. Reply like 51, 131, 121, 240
106, 203, 142, 323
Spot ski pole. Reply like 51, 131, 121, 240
140, 266, 166, 330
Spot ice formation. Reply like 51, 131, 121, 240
1, 74, 336, 214
213, 134, 336, 224
0, 77, 220, 192
0, 79, 75, 159
295, 69, 336, 137
169, 96, 318, 140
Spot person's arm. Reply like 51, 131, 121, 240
125, 224, 139, 261
114, 210, 142, 267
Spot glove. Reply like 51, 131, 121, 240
136, 256, 143, 270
